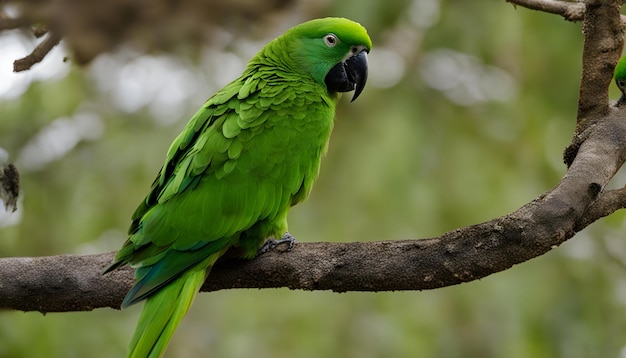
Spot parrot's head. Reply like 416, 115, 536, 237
284, 17, 372, 102
615, 55, 626, 106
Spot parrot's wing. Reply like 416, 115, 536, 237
109, 72, 297, 305
129, 80, 243, 231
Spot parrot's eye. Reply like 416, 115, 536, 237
324, 34, 338, 47
618, 79, 626, 89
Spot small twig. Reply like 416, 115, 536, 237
507, 0, 626, 24
32, 26, 49, 38
13, 31, 62, 72
506, 0, 585, 22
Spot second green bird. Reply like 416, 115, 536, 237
105, 17, 372, 357
615, 55, 626, 106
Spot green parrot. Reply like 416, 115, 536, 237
614, 55, 626, 106
105, 17, 372, 358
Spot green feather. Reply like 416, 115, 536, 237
615, 55, 626, 105
127, 254, 221, 358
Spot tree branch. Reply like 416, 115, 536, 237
0, 16, 30, 31
576, 0, 624, 126
567, 0, 626, 181
574, 186, 626, 230
2, 106, 626, 313
13, 31, 62, 72
506, 0, 586, 21
506, 0, 626, 24
1, 0, 299, 68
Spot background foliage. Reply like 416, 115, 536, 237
1, 0, 626, 357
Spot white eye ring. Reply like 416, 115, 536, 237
324, 34, 339, 47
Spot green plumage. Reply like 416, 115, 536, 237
106, 17, 371, 357
614, 55, 626, 105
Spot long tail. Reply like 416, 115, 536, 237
127, 265, 207, 358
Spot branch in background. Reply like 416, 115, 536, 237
2, 107, 626, 313
1, 0, 620, 73
32, 26, 49, 38
1, 0, 302, 69
506, 0, 586, 21
506, 0, 626, 24
575, 0, 624, 126
0, 16, 30, 30
13, 31, 62, 72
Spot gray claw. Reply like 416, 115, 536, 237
257, 232, 297, 256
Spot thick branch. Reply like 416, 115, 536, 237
1, 108, 625, 313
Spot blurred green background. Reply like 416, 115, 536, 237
2, 0, 626, 357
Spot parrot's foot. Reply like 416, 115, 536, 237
257, 232, 297, 256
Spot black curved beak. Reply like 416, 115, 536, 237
324, 49, 369, 102
344, 50, 368, 102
